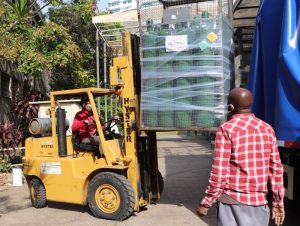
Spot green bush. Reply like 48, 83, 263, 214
0, 156, 12, 173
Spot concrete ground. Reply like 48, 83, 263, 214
0, 135, 298, 226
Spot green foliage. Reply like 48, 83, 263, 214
0, 0, 95, 90
0, 0, 25, 61
18, 22, 82, 75
72, 0, 96, 20
0, 0, 62, 37
46, 1, 99, 90
0, 156, 12, 173
48, 0, 97, 77
4, 0, 65, 19
0, 0, 110, 92
5, 0, 36, 19
97, 96, 124, 128
49, 67, 95, 91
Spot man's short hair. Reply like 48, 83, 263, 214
80, 96, 89, 106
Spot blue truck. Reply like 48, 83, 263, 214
248, 0, 300, 200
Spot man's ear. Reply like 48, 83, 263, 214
227, 104, 235, 112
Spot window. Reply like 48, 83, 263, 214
12, 78, 19, 100
109, 0, 120, 7
111, 8, 120, 13
140, 1, 160, 9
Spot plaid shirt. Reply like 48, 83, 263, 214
201, 113, 284, 207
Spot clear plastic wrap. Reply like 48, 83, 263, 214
140, 15, 233, 130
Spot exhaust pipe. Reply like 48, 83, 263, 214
57, 107, 67, 157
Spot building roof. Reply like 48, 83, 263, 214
92, 9, 138, 24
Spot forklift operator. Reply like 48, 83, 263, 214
71, 96, 104, 144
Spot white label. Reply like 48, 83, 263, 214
40, 162, 61, 175
171, 14, 177, 20
165, 35, 188, 52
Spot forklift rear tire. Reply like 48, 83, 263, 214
87, 172, 135, 220
29, 178, 47, 208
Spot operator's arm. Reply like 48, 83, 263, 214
269, 129, 284, 207
71, 112, 85, 132
200, 127, 231, 207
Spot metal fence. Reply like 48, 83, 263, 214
139, 0, 233, 27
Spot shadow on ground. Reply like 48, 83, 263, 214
157, 135, 299, 226
47, 201, 88, 213
156, 135, 217, 226
0, 188, 31, 215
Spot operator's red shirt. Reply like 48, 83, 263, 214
71, 109, 103, 140
201, 113, 284, 207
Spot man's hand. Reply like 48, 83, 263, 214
196, 203, 209, 217
272, 206, 285, 226
84, 120, 93, 126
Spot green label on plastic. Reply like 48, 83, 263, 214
199, 40, 209, 50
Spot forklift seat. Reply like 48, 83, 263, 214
72, 131, 99, 152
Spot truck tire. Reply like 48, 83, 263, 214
29, 178, 46, 208
87, 172, 135, 220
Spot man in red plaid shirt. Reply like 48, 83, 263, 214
196, 88, 285, 226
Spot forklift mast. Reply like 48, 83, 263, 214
110, 31, 161, 206
110, 32, 141, 209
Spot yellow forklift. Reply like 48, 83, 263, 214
23, 32, 163, 220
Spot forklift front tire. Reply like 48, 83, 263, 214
29, 178, 47, 208
87, 172, 135, 220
